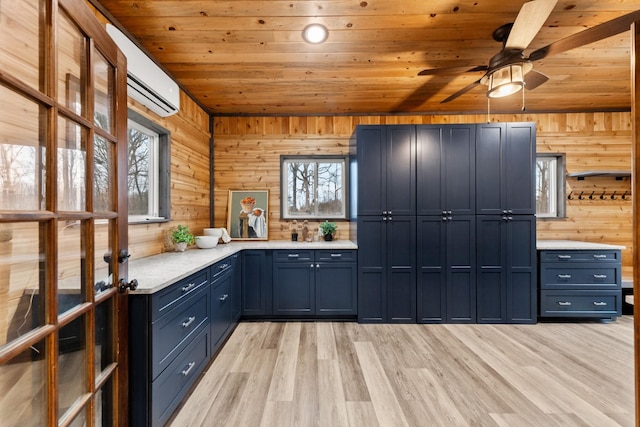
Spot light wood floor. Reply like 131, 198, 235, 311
169, 317, 634, 427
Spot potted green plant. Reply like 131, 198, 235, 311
319, 220, 337, 241
170, 224, 195, 252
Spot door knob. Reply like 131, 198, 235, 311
119, 278, 138, 293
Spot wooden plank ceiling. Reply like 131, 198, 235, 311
93, 0, 640, 116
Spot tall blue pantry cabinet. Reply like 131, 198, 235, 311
356, 126, 417, 323
355, 122, 537, 324
416, 125, 476, 323
476, 123, 537, 323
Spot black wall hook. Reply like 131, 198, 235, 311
599, 191, 606, 200
588, 191, 595, 200
610, 191, 617, 200
578, 191, 584, 200
622, 191, 628, 200
567, 191, 573, 200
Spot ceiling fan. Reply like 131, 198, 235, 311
417, 0, 640, 104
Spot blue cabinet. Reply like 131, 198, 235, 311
416, 124, 475, 215
241, 250, 272, 317
272, 249, 357, 318
357, 215, 416, 323
356, 125, 416, 216
538, 249, 622, 320
476, 123, 536, 215
417, 215, 476, 323
210, 258, 235, 353
129, 270, 211, 427
476, 215, 537, 323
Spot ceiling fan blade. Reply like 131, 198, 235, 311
524, 69, 549, 90
441, 79, 482, 104
418, 65, 487, 76
529, 9, 640, 61
505, 0, 558, 50
392, 81, 440, 112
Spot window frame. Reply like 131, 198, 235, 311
126, 110, 171, 224
280, 154, 350, 220
536, 153, 566, 219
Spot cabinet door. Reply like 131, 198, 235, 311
357, 216, 387, 322
316, 262, 357, 315
273, 263, 315, 315
477, 215, 536, 324
506, 216, 536, 323
476, 123, 505, 214
242, 250, 272, 316
504, 123, 535, 215
230, 253, 242, 322
417, 125, 475, 215
446, 216, 476, 323
357, 125, 386, 216
417, 216, 446, 323
387, 216, 416, 322
356, 125, 415, 216
476, 122, 535, 214
416, 126, 444, 215
211, 271, 232, 350
386, 126, 416, 216
476, 215, 506, 323
444, 125, 475, 215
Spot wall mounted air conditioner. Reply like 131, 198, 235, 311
106, 24, 180, 117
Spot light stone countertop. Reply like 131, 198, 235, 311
128, 240, 358, 294
536, 239, 626, 251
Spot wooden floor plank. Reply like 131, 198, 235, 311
266, 322, 301, 402
354, 341, 410, 427
169, 318, 634, 427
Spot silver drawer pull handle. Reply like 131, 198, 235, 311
593, 254, 608, 259
557, 274, 572, 279
181, 362, 196, 376
219, 294, 229, 302
288, 254, 299, 258
557, 255, 572, 259
593, 301, 608, 306
330, 253, 342, 258
557, 301, 572, 306
593, 274, 607, 279
181, 283, 195, 293
219, 263, 229, 270
182, 316, 196, 328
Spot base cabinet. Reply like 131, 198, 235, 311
129, 254, 242, 426
129, 271, 211, 427
538, 249, 622, 320
272, 249, 357, 317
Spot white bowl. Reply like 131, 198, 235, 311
195, 235, 219, 249
203, 228, 223, 238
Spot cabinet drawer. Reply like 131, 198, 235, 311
539, 250, 619, 263
211, 258, 233, 281
539, 290, 621, 317
152, 270, 208, 321
540, 265, 619, 289
316, 250, 357, 262
151, 288, 210, 378
274, 250, 314, 262
152, 328, 209, 427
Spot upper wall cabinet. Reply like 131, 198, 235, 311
476, 123, 536, 215
356, 125, 416, 216
417, 125, 475, 216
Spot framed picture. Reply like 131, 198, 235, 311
227, 190, 269, 240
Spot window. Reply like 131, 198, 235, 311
281, 155, 349, 219
127, 111, 170, 223
536, 153, 566, 218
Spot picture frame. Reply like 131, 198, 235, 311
226, 190, 269, 240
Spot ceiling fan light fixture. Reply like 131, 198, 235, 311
302, 24, 328, 44
487, 64, 525, 98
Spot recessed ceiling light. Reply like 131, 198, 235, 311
302, 24, 328, 44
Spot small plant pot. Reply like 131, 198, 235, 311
174, 242, 188, 252
323, 233, 333, 241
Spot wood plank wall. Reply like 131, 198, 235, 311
214, 113, 633, 279
89, 4, 213, 260
126, 94, 212, 259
